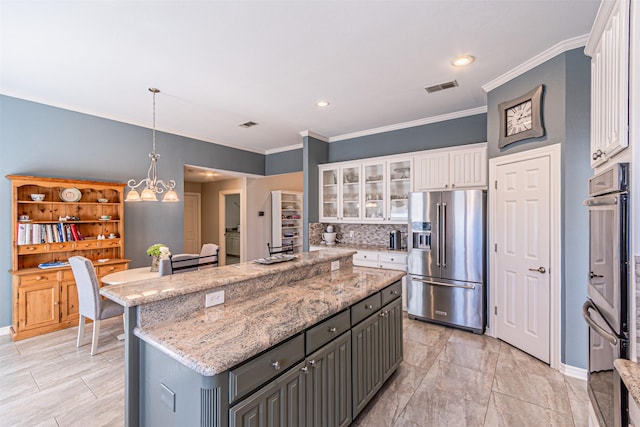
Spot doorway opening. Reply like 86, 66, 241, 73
222, 192, 241, 265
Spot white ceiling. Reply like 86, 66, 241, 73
1, 1, 601, 154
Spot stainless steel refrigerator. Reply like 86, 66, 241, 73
407, 190, 486, 333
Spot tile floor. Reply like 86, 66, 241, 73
0, 315, 589, 427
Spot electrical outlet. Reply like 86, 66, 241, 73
331, 260, 339, 271
349, 231, 354, 238
205, 290, 225, 308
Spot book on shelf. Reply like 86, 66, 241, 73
38, 261, 70, 269
16, 222, 85, 245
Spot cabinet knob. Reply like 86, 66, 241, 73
35, 276, 43, 281
271, 361, 281, 370
445, 184, 448, 188
365, 304, 373, 310
28, 247, 36, 251
300, 366, 308, 373
379, 310, 389, 318
328, 326, 337, 333
390, 290, 399, 295
308, 359, 317, 368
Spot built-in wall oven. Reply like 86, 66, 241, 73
582, 162, 629, 427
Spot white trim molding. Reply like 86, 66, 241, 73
0, 325, 11, 336
483, 34, 590, 92
488, 143, 562, 371
298, 130, 329, 142
329, 106, 487, 143
265, 143, 303, 155
560, 363, 588, 381
585, 0, 619, 56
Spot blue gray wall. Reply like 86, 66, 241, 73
0, 95, 268, 327
265, 148, 303, 175
487, 48, 591, 368
328, 113, 487, 163
303, 136, 329, 249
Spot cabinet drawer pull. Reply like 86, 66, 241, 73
35, 276, 43, 281
28, 246, 36, 251
271, 361, 281, 370
390, 290, 399, 295
328, 326, 337, 333
365, 304, 373, 310
109, 267, 116, 272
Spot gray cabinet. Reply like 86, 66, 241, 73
305, 331, 352, 427
352, 297, 403, 418
229, 361, 306, 427
381, 298, 403, 380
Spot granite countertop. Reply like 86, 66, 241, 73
135, 266, 404, 376
615, 359, 640, 406
100, 249, 356, 307
311, 243, 408, 253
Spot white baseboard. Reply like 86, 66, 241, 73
560, 362, 587, 380
0, 325, 11, 336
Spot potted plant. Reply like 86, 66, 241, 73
146, 244, 170, 272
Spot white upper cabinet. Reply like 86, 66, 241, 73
319, 162, 362, 222
320, 157, 412, 224
414, 151, 449, 191
414, 144, 487, 191
585, 0, 629, 168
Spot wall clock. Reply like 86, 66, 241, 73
498, 85, 545, 148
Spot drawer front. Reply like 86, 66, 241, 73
97, 263, 127, 277
101, 238, 121, 248
49, 241, 76, 252
20, 271, 59, 286
351, 293, 381, 325
76, 240, 102, 250
353, 251, 379, 263
17, 244, 48, 255
380, 280, 402, 306
229, 333, 304, 403
305, 309, 351, 355
379, 253, 407, 265
378, 261, 406, 271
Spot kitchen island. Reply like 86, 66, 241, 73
101, 249, 405, 427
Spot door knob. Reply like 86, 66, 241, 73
528, 266, 546, 274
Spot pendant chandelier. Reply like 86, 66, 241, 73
125, 88, 179, 202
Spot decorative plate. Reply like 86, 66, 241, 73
60, 187, 82, 202
254, 254, 297, 265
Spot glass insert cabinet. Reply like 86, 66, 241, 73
319, 157, 412, 223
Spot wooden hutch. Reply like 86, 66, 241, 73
7, 175, 130, 340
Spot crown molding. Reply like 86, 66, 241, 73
328, 106, 488, 143
265, 143, 303, 155
482, 34, 590, 93
298, 130, 329, 142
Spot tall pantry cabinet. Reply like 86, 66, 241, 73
8, 175, 129, 340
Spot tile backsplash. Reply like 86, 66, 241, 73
309, 222, 407, 247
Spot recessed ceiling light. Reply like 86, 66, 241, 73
316, 100, 330, 107
452, 55, 475, 67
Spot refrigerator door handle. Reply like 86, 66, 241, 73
442, 202, 447, 267
411, 277, 476, 290
436, 202, 441, 266
582, 300, 618, 345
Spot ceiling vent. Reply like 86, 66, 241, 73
425, 80, 459, 93
239, 121, 258, 128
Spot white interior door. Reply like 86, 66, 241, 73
495, 155, 551, 363
183, 192, 201, 254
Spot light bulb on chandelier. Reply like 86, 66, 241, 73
125, 88, 179, 202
